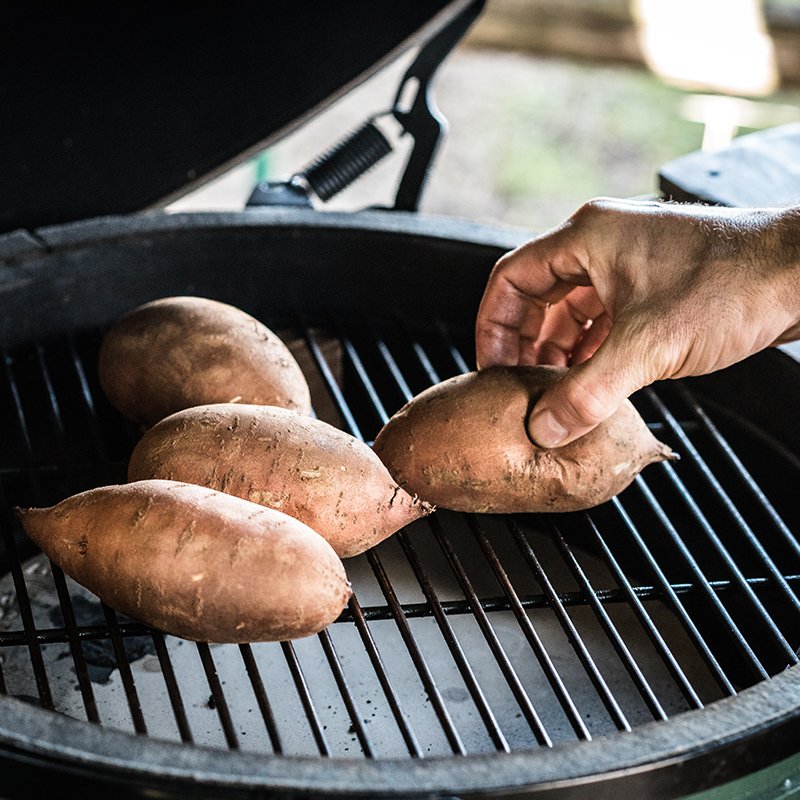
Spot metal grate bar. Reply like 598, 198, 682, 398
65, 337, 173, 735
101, 601, 148, 734
364, 325, 553, 747
658, 385, 800, 610
281, 640, 331, 757
410, 338, 441, 385
468, 516, 592, 740
33, 345, 104, 722
151, 632, 194, 744
385, 326, 591, 740
303, 323, 363, 440
403, 327, 629, 731
0, 482, 54, 709
0, 623, 150, 645
397, 530, 511, 752
427, 516, 554, 747
610, 497, 737, 695
317, 630, 376, 758
366, 549, 466, 754
196, 642, 239, 749
66, 336, 114, 478
435, 320, 472, 375
238, 644, 283, 754
304, 322, 466, 755
549, 522, 668, 721
674, 383, 800, 562
345, 594, 423, 757
3, 574, 797, 647
646, 389, 799, 662
581, 514, 704, 710
2, 350, 56, 710
339, 322, 515, 752
509, 519, 632, 732
340, 335, 390, 422
373, 335, 416, 400
632, 478, 770, 681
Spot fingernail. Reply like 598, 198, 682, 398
529, 410, 569, 448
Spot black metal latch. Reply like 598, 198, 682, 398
247, 0, 484, 212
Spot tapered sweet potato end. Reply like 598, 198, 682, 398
14, 505, 47, 540
12, 481, 353, 643
128, 403, 434, 559
659, 443, 680, 462
372, 366, 679, 514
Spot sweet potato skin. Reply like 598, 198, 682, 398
371, 365, 676, 513
127, 404, 433, 558
15, 480, 351, 643
98, 296, 311, 428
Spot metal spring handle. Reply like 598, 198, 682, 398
299, 121, 392, 201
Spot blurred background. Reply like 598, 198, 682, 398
166, 0, 800, 234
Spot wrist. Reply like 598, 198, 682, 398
765, 205, 800, 343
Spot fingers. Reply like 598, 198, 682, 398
477, 197, 792, 449
571, 311, 612, 364
534, 287, 606, 367
527, 324, 652, 448
475, 232, 589, 369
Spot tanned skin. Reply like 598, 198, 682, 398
475, 198, 800, 448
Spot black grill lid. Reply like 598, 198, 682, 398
0, 1, 478, 234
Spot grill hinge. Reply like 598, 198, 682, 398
247, 0, 485, 212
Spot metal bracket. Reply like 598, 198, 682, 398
389, 0, 484, 211
247, 0, 484, 211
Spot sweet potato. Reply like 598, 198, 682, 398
15, 480, 351, 643
98, 296, 311, 428
127, 404, 433, 558
371, 365, 677, 513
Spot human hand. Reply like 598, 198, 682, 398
475, 198, 800, 448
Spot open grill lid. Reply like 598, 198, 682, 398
0, 1, 482, 234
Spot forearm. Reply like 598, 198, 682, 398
761, 204, 800, 345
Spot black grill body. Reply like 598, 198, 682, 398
0, 210, 799, 798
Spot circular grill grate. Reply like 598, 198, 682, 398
1, 311, 799, 766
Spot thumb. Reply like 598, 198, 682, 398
527, 330, 650, 448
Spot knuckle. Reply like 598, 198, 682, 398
573, 197, 616, 222
493, 243, 527, 272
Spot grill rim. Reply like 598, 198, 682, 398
1, 666, 799, 797
2, 209, 800, 796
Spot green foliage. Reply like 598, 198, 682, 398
493, 59, 704, 206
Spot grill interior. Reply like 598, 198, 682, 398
2, 306, 800, 762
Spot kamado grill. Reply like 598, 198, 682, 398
1, 3, 800, 798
